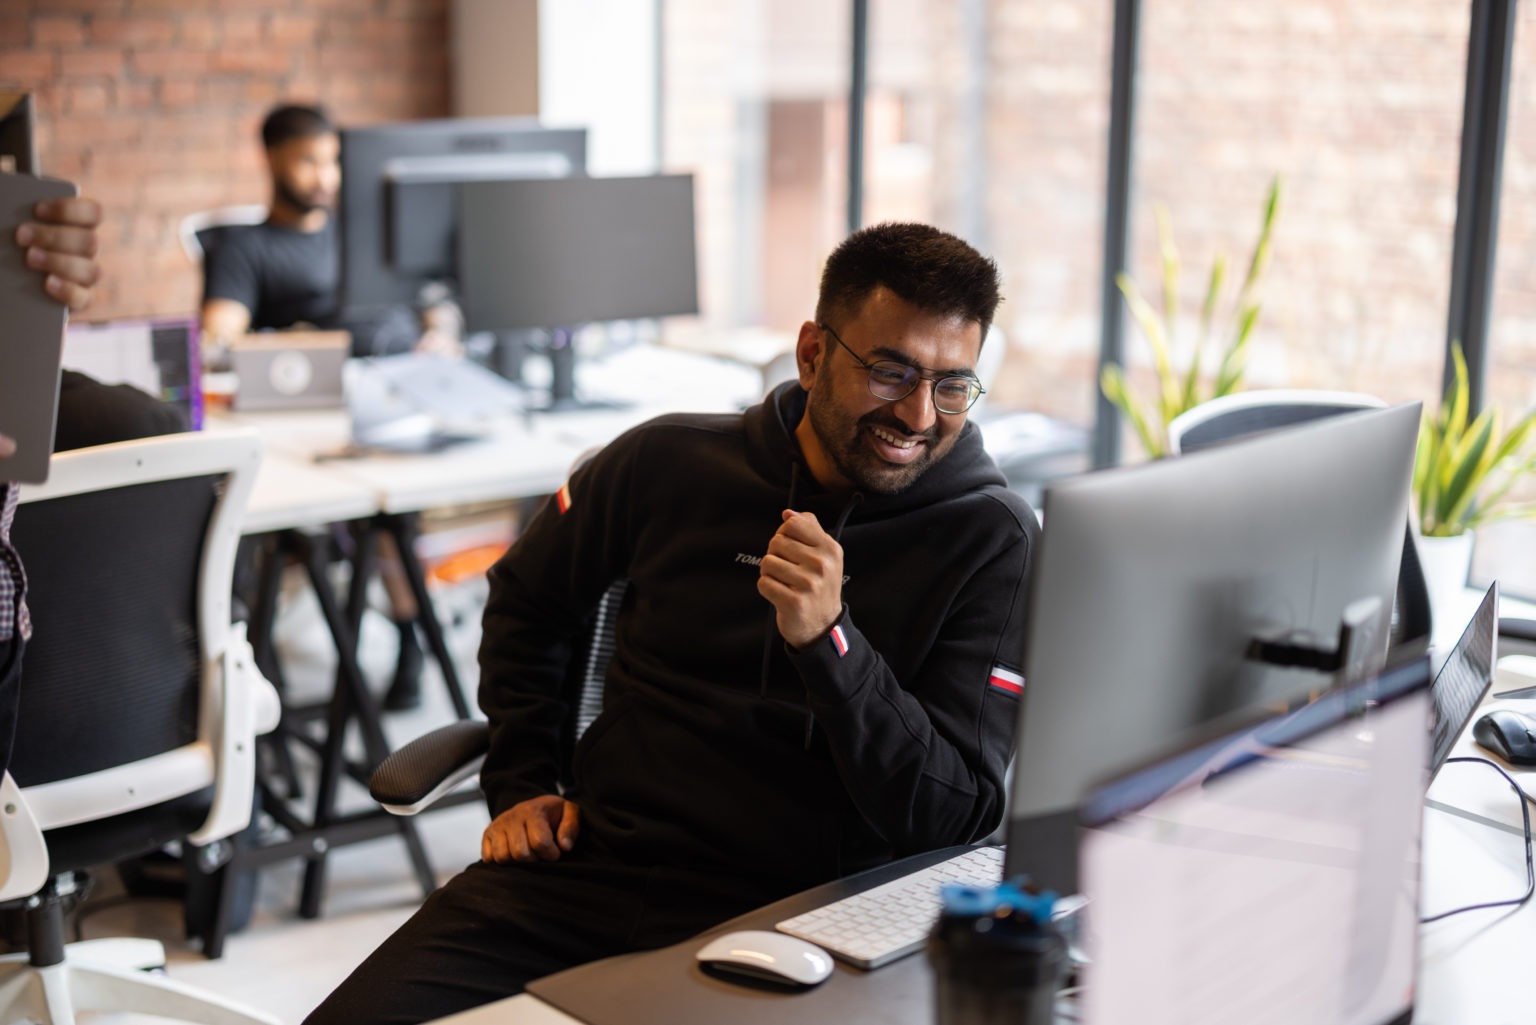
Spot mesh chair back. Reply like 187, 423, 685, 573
1169, 393, 1431, 648
1176, 401, 1379, 453
574, 581, 626, 738
552, 579, 628, 788
9, 474, 218, 786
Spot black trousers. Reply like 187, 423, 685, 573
0, 634, 20, 779
301, 848, 780, 1025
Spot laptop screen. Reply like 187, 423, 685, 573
1428, 582, 1498, 777
1076, 657, 1431, 1025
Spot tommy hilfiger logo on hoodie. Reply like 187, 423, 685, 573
556, 481, 573, 513
988, 665, 1024, 695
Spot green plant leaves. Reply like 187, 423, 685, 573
1100, 175, 1283, 458
1414, 341, 1536, 535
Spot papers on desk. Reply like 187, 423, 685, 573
346, 353, 524, 452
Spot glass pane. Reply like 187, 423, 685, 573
1474, 3, 1536, 602
1124, 1, 1466, 461
866, 1, 1113, 428
663, 0, 852, 345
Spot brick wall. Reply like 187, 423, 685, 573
0, 0, 451, 322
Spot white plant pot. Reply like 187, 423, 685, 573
1416, 531, 1477, 646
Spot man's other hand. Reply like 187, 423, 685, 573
481, 794, 581, 863
14, 197, 102, 313
757, 509, 845, 649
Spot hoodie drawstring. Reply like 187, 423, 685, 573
759, 463, 801, 699
756, 461, 864, 749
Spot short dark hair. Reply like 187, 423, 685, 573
261, 104, 334, 150
815, 222, 1002, 339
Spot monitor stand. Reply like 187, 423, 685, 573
1245, 595, 1387, 691
537, 327, 629, 414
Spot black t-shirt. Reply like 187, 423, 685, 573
201, 219, 340, 331
200, 218, 419, 355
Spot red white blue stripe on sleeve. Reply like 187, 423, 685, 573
830, 624, 850, 657
988, 665, 1024, 695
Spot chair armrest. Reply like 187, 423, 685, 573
190, 622, 277, 845
0, 772, 49, 902
370, 720, 490, 816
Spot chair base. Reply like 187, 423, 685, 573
0, 938, 278, 1025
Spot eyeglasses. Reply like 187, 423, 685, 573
818, 322, 985, 415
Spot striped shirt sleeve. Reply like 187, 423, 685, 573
0, 483, 28, 643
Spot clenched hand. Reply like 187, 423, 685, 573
757, 509, 844, 649
482, 794, 581, 863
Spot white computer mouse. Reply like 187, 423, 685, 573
694, 929, 834, 987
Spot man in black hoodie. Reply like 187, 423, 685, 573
305, 222, 1040, 1025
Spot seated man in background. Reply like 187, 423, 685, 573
203, 102, 455, 707
199, 102, 460, 360
304, 222, 1041, 1025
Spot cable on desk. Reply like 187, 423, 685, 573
1420, 756, 1535, 924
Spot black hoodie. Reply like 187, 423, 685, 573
478, 382, 1040, 896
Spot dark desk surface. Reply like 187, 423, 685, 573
525, 846, 978, 1025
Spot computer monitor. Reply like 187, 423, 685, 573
1006, 401, 1422, 893
456, 173, 700, 408
337, 117, 588, 320
1077, 655, 1430, 1025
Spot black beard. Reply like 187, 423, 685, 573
274, 177, 328, 216
806, 389, 941, 495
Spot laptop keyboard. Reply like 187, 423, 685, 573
775, 846, 1005, 969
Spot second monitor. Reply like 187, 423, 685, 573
1006, 401, 1422, 893
456, 173, 700, 408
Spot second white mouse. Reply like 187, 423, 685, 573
695, 929, 834, 987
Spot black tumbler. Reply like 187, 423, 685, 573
927, 882, 1067, 1025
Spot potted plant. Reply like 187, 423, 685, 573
1413, 342, 1536, 600
1100, 177, 1282, 459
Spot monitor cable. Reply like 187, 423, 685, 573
1419, 756, 1534, 924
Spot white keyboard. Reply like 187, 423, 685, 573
775, 846, 1005, 969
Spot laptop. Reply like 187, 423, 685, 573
231, 330, 349, 411
1076, 656, 1432, 1025
1428, 581, 1498, 778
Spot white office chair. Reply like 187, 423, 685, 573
178, 204, 268, 266
3, 432, 281, 1025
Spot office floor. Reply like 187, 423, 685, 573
80, 568, 494, 1025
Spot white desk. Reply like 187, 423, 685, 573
223, 344, 766, 524
239, 449, 379, 535
1417, 803, 1536, 1024
430, 812, 1536, 1025
423, 600, 1536, 1025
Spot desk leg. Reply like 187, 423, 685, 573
293, 527, 436, 918
379, 513, 472, 720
